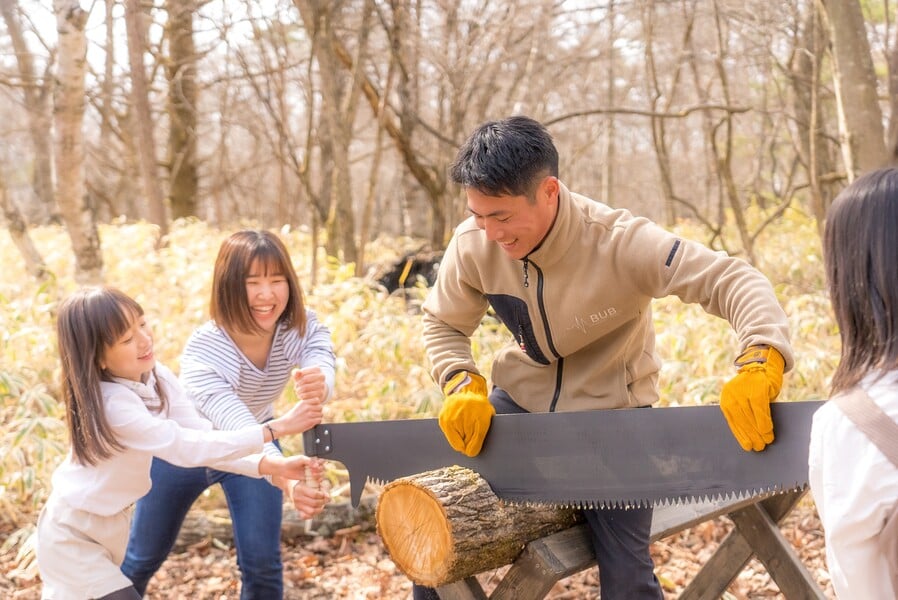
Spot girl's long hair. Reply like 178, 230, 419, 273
57, 286, 167, 465
824, 167, 898, 395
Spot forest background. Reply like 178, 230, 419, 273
1, 0, 897, 596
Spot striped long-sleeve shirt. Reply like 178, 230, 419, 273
179, 310, 336, 458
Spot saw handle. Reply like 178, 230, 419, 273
302, 425, 333, 458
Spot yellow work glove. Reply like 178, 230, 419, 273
438, 371, 495, 457
720, 345, 785, 452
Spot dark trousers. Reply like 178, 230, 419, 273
97, 587, 141, 600
413, 388, 663, 600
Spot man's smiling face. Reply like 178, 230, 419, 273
466, 175, 559, 260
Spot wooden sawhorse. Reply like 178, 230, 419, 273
435, 489, 826, 599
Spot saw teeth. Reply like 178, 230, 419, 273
488, 483, 809, 510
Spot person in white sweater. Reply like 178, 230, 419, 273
36, 286, 328, 600
809, 167, 898, 598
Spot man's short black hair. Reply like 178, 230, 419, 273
449, 115, 559, 198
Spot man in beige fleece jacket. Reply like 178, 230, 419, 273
413, 115, 793, 600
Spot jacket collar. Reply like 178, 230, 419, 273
524, 181, 578, 268
108, 370, 163, 412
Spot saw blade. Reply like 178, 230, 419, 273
303, 400, 823, 508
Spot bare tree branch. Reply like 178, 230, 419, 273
545, 104, 751, 126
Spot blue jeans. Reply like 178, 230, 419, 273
120, 458, 284, 599
413, 388, 662, 600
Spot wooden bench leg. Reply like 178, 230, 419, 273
488, 524, 594, 600
436, 576, 489, 600
728, 501, 826, 599
679, 526, 757, 600
680, 489, 823, 600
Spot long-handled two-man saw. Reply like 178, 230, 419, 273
303, 400, 823, 509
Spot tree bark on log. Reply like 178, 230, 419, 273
376, 465, 583, 587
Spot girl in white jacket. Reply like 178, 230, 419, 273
809, 167, 898, 598
36, 286, 327, 600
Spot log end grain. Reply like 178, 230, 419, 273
377, 480, 454, 586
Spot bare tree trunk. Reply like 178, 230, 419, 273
682, 0, 722, 227
53, 0, 103, 284
331, 4, 446, 247
124, 0, 168, 241
101, 0, 115, 142
232, 15, 322, 231
357, 54, 394, 276
789, 4, 837, 236
317, 133, 338, 258
273, 57, 291, 228
165, 0, 199, 220
294, 0, 368, 265
0, 173, 48, 281
709, 0, 755, 264
91, 0, 121, 222
207, 76, 239, 227
601, 0, 616, 206
1, 0, 58, 224
643, 0, 686, 227
887, 4, 898, 165
392, 0, 434, 242
819, 0, 888, 177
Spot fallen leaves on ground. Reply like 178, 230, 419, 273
1, 496, 833, 599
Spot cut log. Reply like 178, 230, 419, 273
376, 465, 583, 587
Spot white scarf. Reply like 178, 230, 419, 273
109, 369, 165, 414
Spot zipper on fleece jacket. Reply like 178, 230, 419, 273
549, 358, 564, 412
527, 259, 564, 411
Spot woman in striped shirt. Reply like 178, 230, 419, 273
121, 230, 336, 599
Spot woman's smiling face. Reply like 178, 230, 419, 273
245, 258, 290, 333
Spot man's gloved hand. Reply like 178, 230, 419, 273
438, 371, 495, 457
720, 345, 785, 452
